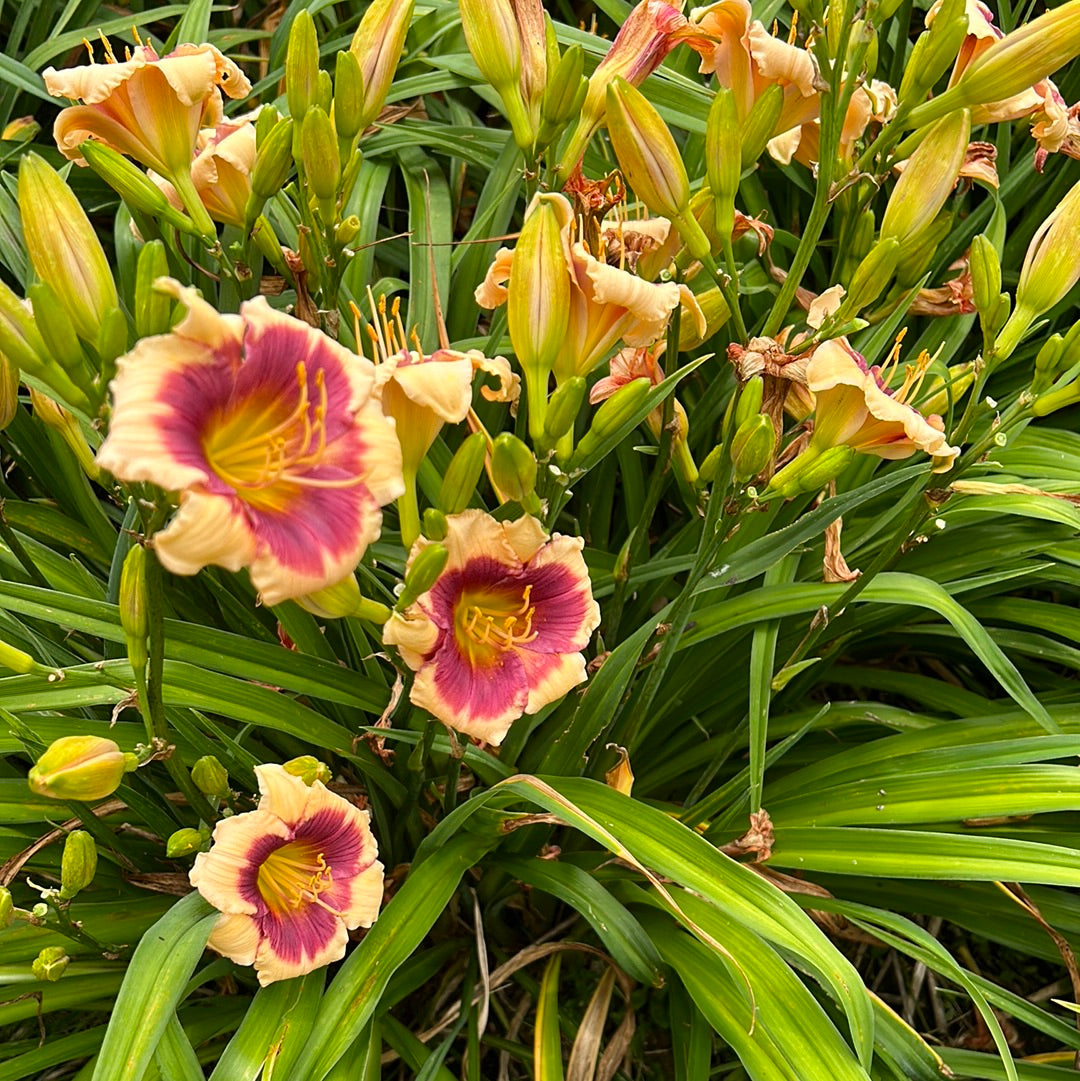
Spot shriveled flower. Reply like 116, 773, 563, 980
45, 41, 251, 179
189, 764, 383, 986
476, 192, 703, 383
806, 339, 960, 471
151, 114, 256, 228
96, 278, 404, 606
384, 511, 601, 746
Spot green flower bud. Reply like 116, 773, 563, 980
32, 946, 69, 983
397, 542, 449, 609
26, 282, 86, 376
0, 351, 17, 431
893, 215, 952, 289
135, 241, 173, 339
731, 414, 775, 483
29, 388, 98, 481
538, 43, 586, 146
119, 545, 148, 671
316, 69, 333, 114
0, 278, 49, 378
283, 755, 333, 785
80, 141, 198, 234
706, 87, 740, 241
769, 445, 856, 498
191, 755, 229, 799
296, 575, 388, 620
301, 106, 341, 221
286, 11, 320, 126
543, 376, 586, 443
335, 214, 361, 246
679, 287, 730, 349
97, 305, 129, 380
459, 0, 522, 93
423, 507, 449, 541
29, 735, 136, 801
969, 234, 1002, 316
166, 827, 208, 858
349, 0, 414, 132
438, 431, 488, 515
898, 0, 967, 108
59, 830, 97, 900
734, 375, 764, 427
0, 887, 13, 928
842, 237, 901, 314
491, 432, 538, 506
255, 106, 281, 145
571, 377, 652, 466
250, 118, 295, 201
741, 83, 784, 168
334, 50, 366, 143
2, 116, 40, 143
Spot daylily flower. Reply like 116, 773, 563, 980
475, 192, 704, 384
45, 41, 251, 179
805, 339, 960, 471
383, 511, 601, 746
151, 114, 256, 228
95, 278, 404, 606
189, 763, 383, 986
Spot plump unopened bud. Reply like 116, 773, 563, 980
29, 388, 99, 480
0, 354, 16, 431
438, 431, 488, 515
731, 414, 775, 482
880, 110, 970, 245
491, 432, 538, 505
459, 0, 522, 93
899, 0, 967, 107
296, 575, 380, 619
283, 755, 333, 785
423, 507, 449, 541
135, 242, 173, 339
893, 215, 951, 289
29, 735, 136, 801
706, 87, 740, 242
18, 153, 118, 344
735, 375, 765, 427
301, 106, 341, 219
3, 116, 39, 143
397, 542, 449, 609
1032, 320, 1080, 394
769, 445, 856, 498
349, 0, 415, 131
540, 43, 587, 139
969, 233, 1001, 316
251, 118, 295, 201
191, 755, 229, 799
166, 827, 208, 858
0, 279, 50, 380
543, 375, 586, 442
741, 83, 784, 167
0, 887, 13, 928
842, 237, 901, 314
571, 377, 652, 467
33, 946, 69, 983
59, 830, 97, 900
333, 50, 367, 143
26, 283, 84, 376
119, 545, 148, 670
286, 11, 320, 125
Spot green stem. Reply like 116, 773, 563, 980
398, 472, 421, 549
525, 367, 550, 444
700, 253, 748, 343
167, 168, 217, 241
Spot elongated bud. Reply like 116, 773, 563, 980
18, 153, 118, 343
880, 110, 970, 245
350, 0, 415, 131
842, 237, 901, 313
397, 542, 449, 609
59, 830, 97, 899
33, 946, 69, 983
301, 106, 341, 221
335, 215, 361, 246
571, 377, 652, 467
80, 141, 197, 234
29, 735, 137, 801
491, 432, 539, 506
893, 215, 952, 289
509, 194, 571, 441
251, 118, 295, 201
296, 575, 388, 620
706, 88, 740, 242
286, 11, 320, 125
543, 375, 586, 442
119, 544, 149, 671
166, 827, 208, 858
1033, 320, 1080, 393
735, 375, 764, 426
969, 234, 1001, 316
898, 0, 967, 108
0, 887, 13, 928
0, 352, 17, 431
438, 431, 488, 514
334, 50, 366, 143
731, 414, 775, 483
283, 755, 333, 785
996, 178, 1080, 360
26, 283, 85, 376
0, 279, 50, 378
917, 362, 975, 414
769, 445, 856, 498
316, 69, 333, 113
538, 43, 586, 146
741, 83, 784, 167
191, 755, 229, 799
423, 507, 449, 540
30, 388, 98, 480
135, 242, 172, 339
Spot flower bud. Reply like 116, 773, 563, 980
893, 215, 951, 289
898, 0, 968, 108
741, 83, 784, 168
508, 194, 571, 440
26, 283, 86, 376
317, 70, 333, 114
335, 214, 361, 246
0, 278, 50, 378
135, 242, 173, 339
283, 755, 333, 785
0, 887, 13, 928
543, 375, 586, 442
32, 946, 69, 983
250, 118, 296, 201
191, 755, 229, 799
969, 233, 1001, 315
2, 116, 39, 143
438, 431, 488, 514
296, 575, 379, 619
79, 141, 198, 234
29, 735, 136, 801
735, 375, 765, 427
166, 827, 208, 858
679, 287, 730, 349
841, 237, 901, 314
880, 110, 970, 246
423, 507, 449, 540
538, 43, 587, 147
18, 153, 118, 344
301, 106, 341, 221
59, 830, 97, 900
706, 87, 740, 242
119, 545, 148, 671
97, 305, 129, 379
0, 352, 17, 431
731, 414, 775, 483
286, 10, 320, 126
334, 50, 366, 144
349, 0, 415, 132
255, 106, 281, 145
491, 432, 539, 506
29, 388, 99, 481
397, 542, 450, 610
571, 377, 652, 467
768, 445, 856, 498
996, 178, 1080, 359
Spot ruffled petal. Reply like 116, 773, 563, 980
189, 809, 289, 915
502, 515, 549, 564
206, 912, 261, 966
383, 609, 440, 666
255, 763, 314, 827
154, 489, 258, 576
519, 648, 589, 714
474, 247, 514, 308
43, 53, 149, 104
439, 509, 521, 574
524, 535, 602, 652
254, 903, 348, 986
383, 352, 475, 423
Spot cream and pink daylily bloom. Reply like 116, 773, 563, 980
96, 278, 404, 606
384, 511, 601, 747
45, 42, 251, 178
806, 339, 960, 472
189, 764, 383, 986
476, 192, 704, 382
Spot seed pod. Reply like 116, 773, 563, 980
59, 830, 97, 899
191, 755, 229, 799
731, 414, 775, 483
32, 946, 69, 983
734, 375, 764, 427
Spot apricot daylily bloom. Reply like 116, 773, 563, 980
96, 278, 403, 606
383, 511, 601, 746
45, 42, 251, 178
189, 764, 383, 986
152, 114, 256, 228
475, 192, 704, 383
806, 339, 960, 472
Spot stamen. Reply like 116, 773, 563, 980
366, 286, 390, 362
460, 585, 540, 652
98, 31, 117, 63
82, 37, 95, 62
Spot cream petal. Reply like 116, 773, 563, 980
766, 126, 803, 165
159, 277, 245, 354
43, 54, 148, 104
474, 247, 515, 308
339, 861, 385, 929
383, 609, 440, 665
351, 396, 405, 508
502, 514, 549, 564
520, 648, 589, 714
153, 490, 258, 576
583, 255, 682, 346
807, 285, 845, 329
387, 353, 475, 422
189, 809, 289, 915
255, 763, 315, 826
440, 509, 521, 573
473, 352, 520, 404
206, 913, 261, 965
747, 22, 817, 96
158, 44, 251, 105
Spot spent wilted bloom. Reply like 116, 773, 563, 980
189, 763, 383, 986
95, 278, 404, 606
44, 40, 250, 179
383, 511, 601, 746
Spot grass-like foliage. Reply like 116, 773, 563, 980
2, 0, 1080, 1077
